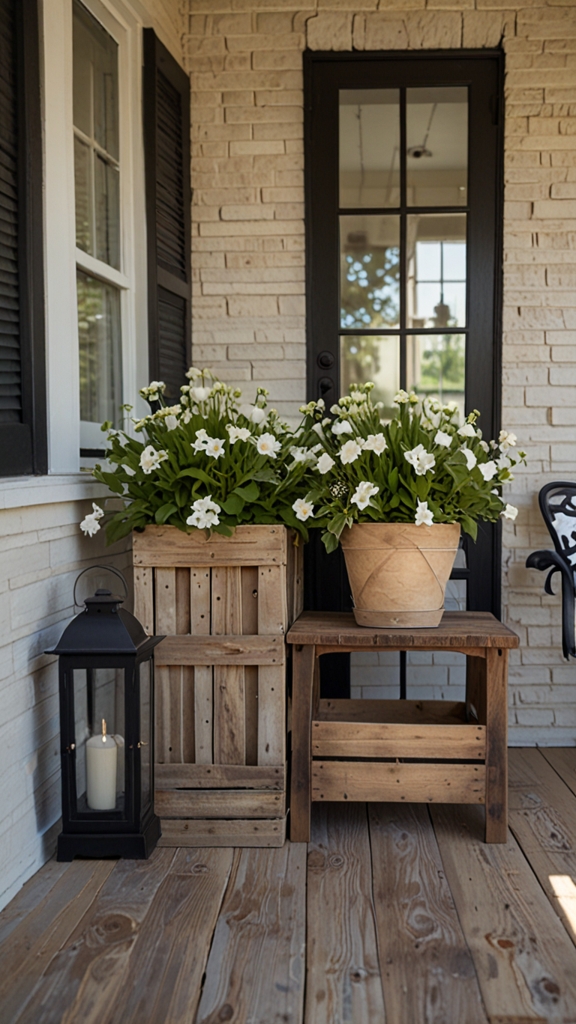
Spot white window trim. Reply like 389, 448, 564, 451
42, 0, 149, 474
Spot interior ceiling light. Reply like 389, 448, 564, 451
407, 102, 437, 159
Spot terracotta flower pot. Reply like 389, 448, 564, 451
340, 521, 461, 628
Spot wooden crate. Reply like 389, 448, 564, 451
133, 525, 303, 846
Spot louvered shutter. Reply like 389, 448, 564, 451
143, 30, 191, 402
0, 0, 45, 476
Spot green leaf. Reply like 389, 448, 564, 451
322, 530, 339, 553
177, 466, 218, 488
234, 481, 260, 502
221, 493, 245, 515
388, 466, 399, 493
154, 503, 178, 524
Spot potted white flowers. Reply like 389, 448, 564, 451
297, 384, 525, 628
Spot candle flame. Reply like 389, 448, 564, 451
102, 717, 107, 742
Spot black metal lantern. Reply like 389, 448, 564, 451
47, 567, 164, 860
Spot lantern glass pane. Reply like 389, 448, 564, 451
139, 659, 152, 808
73, 667, 125, 813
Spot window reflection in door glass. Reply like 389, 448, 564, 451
406, 87, 468, 207
340, 216, 400, 329
407, 214, 466, 328
339, 90, 400, 208
77, 271, 122, 428
340, 335, 400, 421
406, 333, 465, 422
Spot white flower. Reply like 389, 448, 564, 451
352, 482, 379, 510
316, 452, 335, 474
458, 423, 476, 438
499, 430, 517, 450
502, 503, 518, 521
404, 444, 436, 476
290, 446, 316, 466
140, 445, 168, 474
363, 433, 387, 454
185, 366, 202, 380
479, 460, 498, 482
332, 420, 353, 436
123, 465, 136, 477
496, 454, 511, 471
460, 447, 477, 471
394, 390, 410, 405
186, 495, 221, 529
192, 428, 210, 453
181, 409, 192, 424
240, 403, 267, 425
205, 437, 226, 459
164, 415, 178, 431
256, 432, 282, 459
190, 386, 210, 402
339, 439, 363, 465
434, 430, 452, 448
140, 380, 166, 403
227, 425, 251, 444
479, 440, 490, 453
311, 422, 326, 439
415, 500, 434, 527
80, 503, 104, 537
292, 498, 314, 522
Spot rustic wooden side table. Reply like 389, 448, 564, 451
288, 611, 519, 844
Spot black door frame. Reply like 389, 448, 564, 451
304, 49, 505, 635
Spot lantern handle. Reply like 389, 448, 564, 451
73, 565, 129, 609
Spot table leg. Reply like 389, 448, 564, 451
484, 647, 509, 843
290, 644, 315, 843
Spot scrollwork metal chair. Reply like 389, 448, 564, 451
526, 481, 576, 659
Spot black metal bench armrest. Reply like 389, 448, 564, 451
526, 549, 575, 659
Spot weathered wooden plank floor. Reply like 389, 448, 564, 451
3, 748, 576, 1024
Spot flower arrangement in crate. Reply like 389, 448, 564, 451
295, 383, 526, 627
80, 369, 318, 543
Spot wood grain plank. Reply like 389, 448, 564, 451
155, 569, 180, 764
257, 565, 287, 769
290, 643, 316, 843
156, 763, 284, 789
190, 568, 212, 766
242, 565, 259, 766
213, 567, 245, 765
155, 633, 284, 665
0, 860, 70, 947
369, 804, 487, 1024
318, 698, 467, 726
541, 748, 576, 800
485, 647, 508, 843
133, 566, 154, 637
11, 852, 177, 1024
287, 611, 519, 649
432, 803, 576, 1022
0, 861, 116, 1024
311, 720, 486, 760
155, 788, 285, 819
101, 849, 233, 1024
133, 524, 288, 567
306, 804, 386, 1024
195, 843, 306, 1024
158, 818, 286, 848
509, 747, 576, 948
312, 761, 485, 804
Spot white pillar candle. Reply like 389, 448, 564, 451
86, 719, 117, 811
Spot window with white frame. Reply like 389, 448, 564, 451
73, 0, 125, 454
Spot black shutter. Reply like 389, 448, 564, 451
0, 0, 46, 476
143, 30, 191, 402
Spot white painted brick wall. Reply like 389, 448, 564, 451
0, 499, 131, 911
185, 0, 576, 744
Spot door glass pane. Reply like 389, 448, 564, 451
407, 87, 468, 207
407, 214, 466, 328
340, 335, 400, 421
341, 216, 400, 329
73, 0, 120, 270
77, 271, 122, 432
406, 333, 465, 421
340, 90, 400, 208
73, 668, 125, 814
